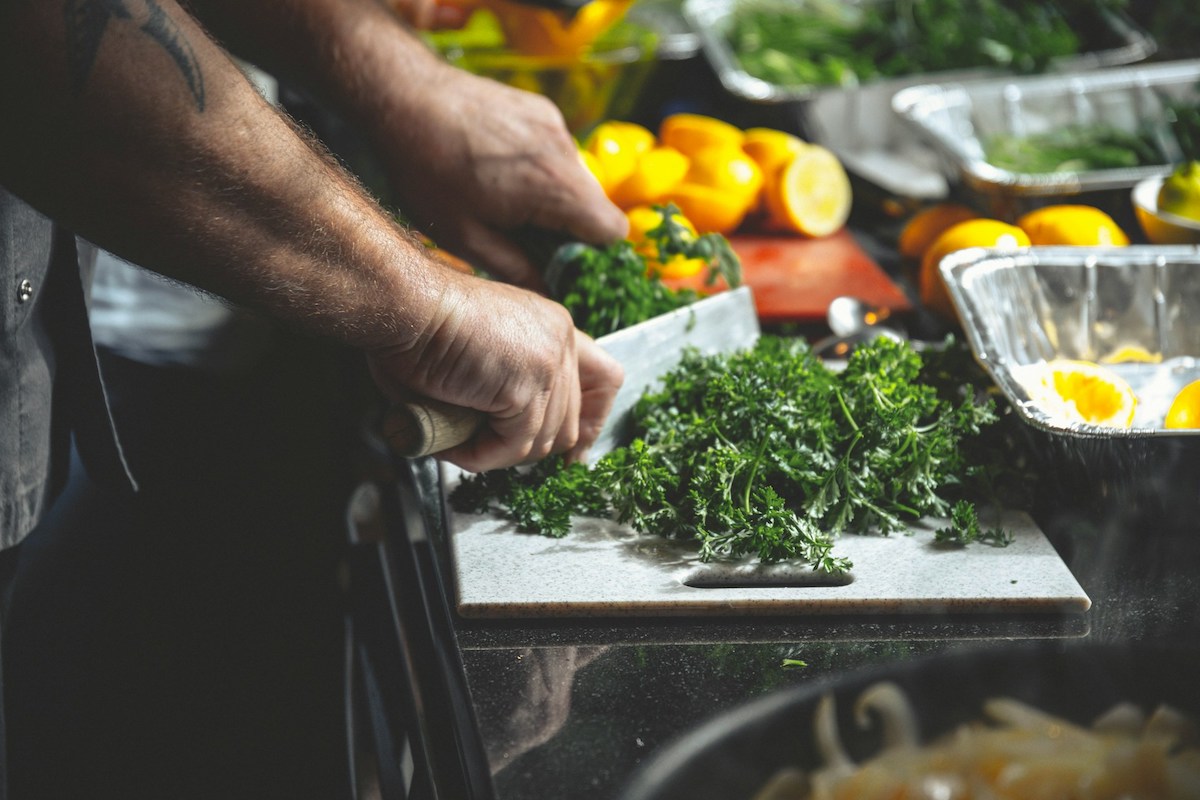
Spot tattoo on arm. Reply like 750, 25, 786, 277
65, 0, 132, 93
64, 0, 206, 111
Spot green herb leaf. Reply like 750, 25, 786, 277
450, 336, 1012, 574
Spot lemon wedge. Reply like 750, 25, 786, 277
1100, 345, 1162, 365
1014, 360, 1137, 429
1165, 379, 1200, 429
763, 145, 852, 238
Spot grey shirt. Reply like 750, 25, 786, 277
1, 186, 134, 549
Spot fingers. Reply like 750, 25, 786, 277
429, 312, 620, 474
524, 139, 630, 249
566, 330, 624, 464
558, 153, 630, 246
442, 345, 581, 473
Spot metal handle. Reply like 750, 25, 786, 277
383, 399, 484, 458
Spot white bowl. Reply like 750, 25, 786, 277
1132, 174, 1200, 245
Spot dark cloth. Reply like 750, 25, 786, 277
0, 187, 135, 549
2, 339, 361, 799
0, 542, 18, 800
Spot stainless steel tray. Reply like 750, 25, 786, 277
893, 59, 1200, 218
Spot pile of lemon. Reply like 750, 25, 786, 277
900, 203, 1131, 320
580, 114, 852, 238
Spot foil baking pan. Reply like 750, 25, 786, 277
942, 245, 1200, 530
682, 0, 1155, 200
893, 60, 1200, 218
941, 245, 1200, 437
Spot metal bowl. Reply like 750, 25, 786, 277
618, 641, 1200, 800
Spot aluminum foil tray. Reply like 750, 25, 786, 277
893, 60, 1200, 219
682, 0, 1155, 200
941, 245, 1200, 529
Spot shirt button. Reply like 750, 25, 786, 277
17, 279, 34, 303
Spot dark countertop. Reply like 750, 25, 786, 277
412, 443, 1200, 800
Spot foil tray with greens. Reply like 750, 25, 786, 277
684, 0, 1155, 103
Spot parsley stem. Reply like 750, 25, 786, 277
834, 388, 859, 431
741, 434, 771, 513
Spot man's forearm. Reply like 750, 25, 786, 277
0, 0, 446, 348
185, 0, 448, 146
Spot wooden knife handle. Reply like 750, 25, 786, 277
383, 398, 484, 458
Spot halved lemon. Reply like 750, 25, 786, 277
1015, 359, 1137, 429
762, 145, 852, 238
1100, 345, 1162, 365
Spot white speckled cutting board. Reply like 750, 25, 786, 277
445, 472, 1091, 619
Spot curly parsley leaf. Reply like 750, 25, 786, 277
555, 204, 741, 338
451, 336, 1013, 575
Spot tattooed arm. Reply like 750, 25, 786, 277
0, 0, 622, 470
184, 0, 627, 289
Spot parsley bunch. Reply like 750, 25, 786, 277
451, 336, 1004, 575
555, 204, 741, 338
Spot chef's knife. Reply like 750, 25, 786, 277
383, 238, 761, 460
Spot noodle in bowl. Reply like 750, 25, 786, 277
618, 642, 1200, 800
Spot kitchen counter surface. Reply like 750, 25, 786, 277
405, 444, 1200, 800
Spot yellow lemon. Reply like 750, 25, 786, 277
1165, 379, 1200, 429
1016, 360, 1137, 428
920, 219, 1030, 320
610, 146, 690, 209
650, 253, 706, 280
659, 113, 745, 158
584, 121, 656, 193
624, 205, 705, 278
1016, 205, 1130, 246
898, 203, 979, 260
664, 182, 751, 235
741, 128, 808, 177
626, 204, 696, 241
1157, 161, 1200, 223
762, 145, 852, 238
683, 146, 763, 210
1100, 345, 1162, 365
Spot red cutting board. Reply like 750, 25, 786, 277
665, 230, 912, 323
733, 230, 913, 322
